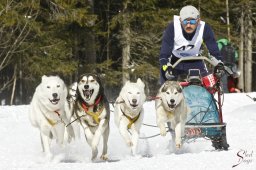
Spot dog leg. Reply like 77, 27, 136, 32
100, 124, 109, 160
92, 120, 107, 150
158, 121, 167, 136
131, 128, 139, 156
72, 120, 81, 139
81, 122, 93, 145
175, 122, 182, 149
119, 119, 132, 146
166, 122, 176, 150
65, 125, 75, 143
156, 110, 167, 136
91, 147, 98, 161
81, 125, 98, 161
55, 124, 65, 145
40, 132, 52, 157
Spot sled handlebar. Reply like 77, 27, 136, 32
166, 56, 234, 76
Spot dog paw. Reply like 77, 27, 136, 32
100, 154, 108, 161
127, 141, 133, 147
176, 143, 181, 149
160, 130, 167, 136
91, 149, 98, 161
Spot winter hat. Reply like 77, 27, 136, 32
180, 5, 200, 21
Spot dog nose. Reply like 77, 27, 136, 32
132, 99, 137, 104
84, 85, 89, 89
52, 93, 58, 98
170, 99, 175, 103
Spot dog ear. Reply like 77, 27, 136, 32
124, 80, 131, 86
41, 75, 48, 82
161, 84, 167, 92
162, 81, 170, 91
177, 84, 183, 93
136, 78, 145, 88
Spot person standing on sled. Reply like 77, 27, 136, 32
159, 5, 223, 84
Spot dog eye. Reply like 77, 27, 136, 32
166, 92, 170, 94
47, 86, 50, 88
90, 80, 95, 82
174, 92, 178, 95
128, 92, 132, 94
57, 85, 60, 88
137, 92, 140, 94
81, 80, 85, 83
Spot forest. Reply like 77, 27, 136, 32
0, 0, 255, 105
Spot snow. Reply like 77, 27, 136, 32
0, 93, 256, 170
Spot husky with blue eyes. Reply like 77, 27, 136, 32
155, 81, 190, 149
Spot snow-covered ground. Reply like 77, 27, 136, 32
0, 92, 256, 170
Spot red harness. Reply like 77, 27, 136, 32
81, 95, 102, 112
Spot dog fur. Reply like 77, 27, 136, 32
65, 82, 80, 139
73, 74, 110, 161
114, 78, 146, 155
155, 80, 190, 149
29, 75, 74, 157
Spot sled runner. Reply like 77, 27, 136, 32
166, 56, 233, 150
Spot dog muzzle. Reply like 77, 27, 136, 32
49, 98, 60, 105
167, 102, 176, 110
83, 89, 94, 100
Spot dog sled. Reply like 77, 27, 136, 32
165, 56, 233, 150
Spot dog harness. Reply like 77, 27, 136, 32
81, 96, 104, 125
121, 108, 140, 129
44, 110, 65, 126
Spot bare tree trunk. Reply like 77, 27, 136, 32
226, 0, 231, 41
10, 65, 17, 105
87, 0, 96, 64
121, 1, 130, 84
238, 8, 244, 91
244, 5, 252, 92
122, 27, 131, 84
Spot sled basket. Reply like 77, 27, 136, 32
185, 123, 227, 139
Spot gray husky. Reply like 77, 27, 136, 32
155, 81, 190, 149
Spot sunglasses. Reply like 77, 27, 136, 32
182, 19, 197, 25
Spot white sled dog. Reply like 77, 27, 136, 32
155, 81, 190, 149
29, 75, 74, 157
114, 78, 146, 155
73, 74, 110, 161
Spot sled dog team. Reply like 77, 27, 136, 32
29, 74, 190, 161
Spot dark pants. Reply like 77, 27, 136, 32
160, 60, 208, 84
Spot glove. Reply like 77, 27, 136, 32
214, 62, 225, 78
162, 65, 168, 71
215, 61, 224, 70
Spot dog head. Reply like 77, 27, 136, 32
159, 81, 183, 111
67, 82, 78, 102
36, 75, 67, 110
77, 74, 103, 105
120, 78, 146, 111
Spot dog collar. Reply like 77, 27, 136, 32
82, 95, 102, 110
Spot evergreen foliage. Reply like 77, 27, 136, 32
0, 0, 255, 104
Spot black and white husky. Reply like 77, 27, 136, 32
73, 74, 110, 161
